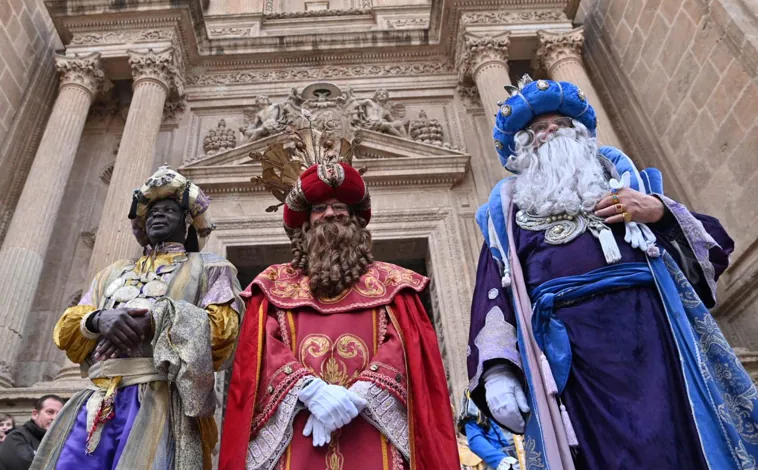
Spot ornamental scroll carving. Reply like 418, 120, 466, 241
457, 32, 511, 83
461, 10, 567, 25
70, 29, 174, 45
535, 27, 585, 72
55, 52, 107, 96
186, 62, 451, 86
128, 47, 184, 98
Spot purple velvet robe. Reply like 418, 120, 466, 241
467, 207, 734, 469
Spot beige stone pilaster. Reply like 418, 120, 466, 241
0, 53, 105, 388
87, 48, 183, 279
536, 27, 623, 149
459, 32, 513, 132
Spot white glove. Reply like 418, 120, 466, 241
299, 378, 367, 432
483, 364, 530, 433
303, 415, 331, 447
497, 457, 519, 470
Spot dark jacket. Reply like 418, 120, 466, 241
0, 420, 45, 470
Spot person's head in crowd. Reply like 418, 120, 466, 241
0, 413, 15, 441
31, 395, 64, 431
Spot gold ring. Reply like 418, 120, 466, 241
615, 204, 624, 214
611, 194, 620, 204
622, 212, 632, 222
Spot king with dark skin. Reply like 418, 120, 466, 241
92, 199, 187, 361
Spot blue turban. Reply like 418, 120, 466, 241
493, 77, 597, 167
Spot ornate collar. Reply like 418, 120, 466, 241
247, 261, 428, 313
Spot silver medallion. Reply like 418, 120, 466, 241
515, 210, 609, 245
104, 278, 123, 298
142, 280, 168, 298
113, 285, 140, 303
123, 298, 152, 311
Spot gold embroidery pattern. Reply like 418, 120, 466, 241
299, 334, 369, 387
276, 310, 291, 350
325, 429, 345, 470
254, 262, 428, 313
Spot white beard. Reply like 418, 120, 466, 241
511, 124, 609, 217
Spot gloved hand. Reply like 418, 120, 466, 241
497, 456, 519, 470
483, 364, 530, 433
624, 220, 647, 250
303, 415, 331, 447
299, 378, 367, 432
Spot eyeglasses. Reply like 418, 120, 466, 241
311, 202, 349, 214
527, 117, 574, 135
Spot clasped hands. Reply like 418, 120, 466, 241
299, 378, 367, 447
92, 308, 152, 361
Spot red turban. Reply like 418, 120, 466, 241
283, 162, 371, 229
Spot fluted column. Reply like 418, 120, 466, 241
459, 32, 512, 131
87, 48, 183, 278
536, 27, 623, 148
0, 53, 105, 388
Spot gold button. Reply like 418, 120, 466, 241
537, 80, 549, 90
284, 365, 293, 375
500, 105, 511, 117
494, 140, 503, 150
577, 88, 586, 102
267, 385, 274, 394
370, 364, 379, 372
395, 374, 403, 383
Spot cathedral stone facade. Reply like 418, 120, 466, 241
0, 0, 756, 426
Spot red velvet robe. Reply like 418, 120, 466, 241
220, 262, 460, 470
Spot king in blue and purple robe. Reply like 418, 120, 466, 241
467, 76, 758, 470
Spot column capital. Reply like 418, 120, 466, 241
457, 31, 510, 83
55, 52, 107, 97
128, 47, 185, 98
535, 27, 585, 73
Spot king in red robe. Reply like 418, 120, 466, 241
219, 132, 460, 470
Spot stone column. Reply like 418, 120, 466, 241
458, 32, 512, 184
0, 53, 105, 388
87, 48, 183, 278
459, 32, 512, 131
536, 27, 623, 148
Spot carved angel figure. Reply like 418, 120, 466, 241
240, 96, 290, 143
349, 88, 408, 138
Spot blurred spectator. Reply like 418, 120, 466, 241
458, 390, 519, 470
0, 395, 64, 470
0, 413, 15, 442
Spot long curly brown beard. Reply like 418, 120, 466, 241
290, 214, 374, 298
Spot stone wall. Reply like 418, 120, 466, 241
0, 0, 61, 244
578, 0, 758, 348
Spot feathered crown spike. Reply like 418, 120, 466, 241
250, 112, 362, 212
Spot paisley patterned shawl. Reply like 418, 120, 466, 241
246, 261, 429, 313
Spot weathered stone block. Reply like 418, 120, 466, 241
689, 61, 720, 109
658, 12, 697, 71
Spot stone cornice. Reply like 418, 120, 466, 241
55, 52, 107, 96
535, 26, 584, 72
47, 1, 576, 74
457, 32, 511, 83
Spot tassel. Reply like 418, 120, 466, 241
560, 403, 579, 447
540, 354, 558, 396
646, 243, 660, 258
181, 183, 190, 211
598, 228, 622, 264
501, 273, 511, 288
128, 190, 140, 220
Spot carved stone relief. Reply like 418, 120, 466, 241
204, 119, 237, 156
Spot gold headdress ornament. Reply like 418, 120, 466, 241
250, 110, 366, 213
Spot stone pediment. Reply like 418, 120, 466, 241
179, 129, 470, 193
